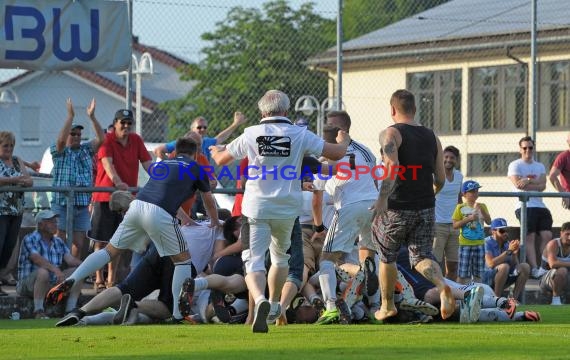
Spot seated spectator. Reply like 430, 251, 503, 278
483, 218, 530, 300
539, 221, 570, 305
17, 210, 83, 319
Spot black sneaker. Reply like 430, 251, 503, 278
113, 294, 133, 325
56, 308, 86, 327
211, 290, 231, 323
179, 278, 195, 319
162, 316, 185, 325
362, 257, 379, 296
335, 298, 352, 325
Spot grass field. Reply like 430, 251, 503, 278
1, 305, 569, 360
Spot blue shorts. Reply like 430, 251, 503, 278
51, 204, 91, 232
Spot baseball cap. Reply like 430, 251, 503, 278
114, 109, 134, 122
491, 218, 508, 230
461, 180, 482, 194
71, 123, 84, 130
35, 210, 58, 224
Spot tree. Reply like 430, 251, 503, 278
343, 0, 450, 40
162, 0, 335, 138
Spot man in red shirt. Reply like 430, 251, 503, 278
90, 109, 152, 290
549, 133, 570, 209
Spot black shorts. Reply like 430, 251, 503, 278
515, 207, 553, 234
90, 201, 123, 242
116, 244, 175, 312
212, 255, 247, 299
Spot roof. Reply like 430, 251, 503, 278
308, 0, 570, 68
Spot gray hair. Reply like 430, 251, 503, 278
257, 90, 290, 116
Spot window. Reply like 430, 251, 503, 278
20, 106, 40, 144
470, 65, 527, 133
468, 153, 519, 176
407, 69, 461, 133
540, 61, 570, 128
537, 151, 559, 169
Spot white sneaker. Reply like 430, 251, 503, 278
252, 300, 270, 333
266, 303, 282, 324
531, 267, 547, 279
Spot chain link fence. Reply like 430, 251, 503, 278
2, 0, 570, 226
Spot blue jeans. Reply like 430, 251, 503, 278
286, 217, 304, 290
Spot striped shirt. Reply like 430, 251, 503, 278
18, 231, 69, 284
50, 143, 95, 206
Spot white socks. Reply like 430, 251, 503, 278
69, 249, 111, 282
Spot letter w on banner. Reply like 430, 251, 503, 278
0, 0, 130, 71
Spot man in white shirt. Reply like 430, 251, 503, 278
433, 145, 463, 280
210, 89, 349, 333
507, 136, 552, 279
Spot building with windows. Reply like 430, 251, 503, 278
307, 0, 570, 226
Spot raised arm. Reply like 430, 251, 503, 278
55, 98, 75, 153
86, 99, 105, 152
215, 112, 247, 144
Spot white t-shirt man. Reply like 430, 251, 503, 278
507, 159, 548, 209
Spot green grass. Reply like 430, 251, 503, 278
1, 305, 569, 360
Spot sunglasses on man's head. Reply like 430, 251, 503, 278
196, 126, 207, 130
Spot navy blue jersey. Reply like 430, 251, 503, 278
137, 155, 211, 217
396, 247, 434, 301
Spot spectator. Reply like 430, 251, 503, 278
372, 89, 454, 321
452, 180, 491, 284
210, 89, 349, 333
483, 218, 530, 300
548, 132, 570, 209
17, 210, 82, 319
46, 138, 219, 323
539, 221, 570, 305
90, 109, 152, 290
507, 136, 552, 279
433, 145, 463, 280
0, 131, 33, 296
51, 98, 104, 259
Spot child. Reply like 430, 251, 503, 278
452, 180, 491, 284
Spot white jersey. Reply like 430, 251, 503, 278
435, 169, 463, 223
507, 158, 547, 209
180, 221, 225, 274
227, 116, 325, 219
326, 140, 379, 209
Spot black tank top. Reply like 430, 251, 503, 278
388, 123, 437, 210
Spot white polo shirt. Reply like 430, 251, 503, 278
227, 116, 325, 219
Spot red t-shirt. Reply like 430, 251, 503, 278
231, 157, 249, 217
92, 132, 151, 202
553, 150, 570, 191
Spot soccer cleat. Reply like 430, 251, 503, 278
113, 293, 133, 325
463, 286, 484, 324
503, 298, 517, 319
342, 271, 364, 309
315, 308, 340, 325
210, 290, 229, 323
362, 257, 379, 296
400, 298, 439, 316
45, 278, 74, 306
252, 299, 270, 333
266, 303, 282, 324
311, 298, 325, 314
336, 299, 352, 325
178, 277, 195, 320
522, 310, 541, 322
56, 308, 86, 327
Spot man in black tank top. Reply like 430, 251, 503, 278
371, 89, 455, 321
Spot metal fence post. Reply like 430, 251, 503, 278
518, 194, 528, 304
65, 190, 75, 248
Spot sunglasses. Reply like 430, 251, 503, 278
521, 146, 534, 150
497, 229, 507, 234
196, 126, 207, 130
70, 133, 82, 137
120, 120, 133, 126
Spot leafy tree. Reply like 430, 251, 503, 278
162, 0, 335, 138
343, 0, 450, 40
